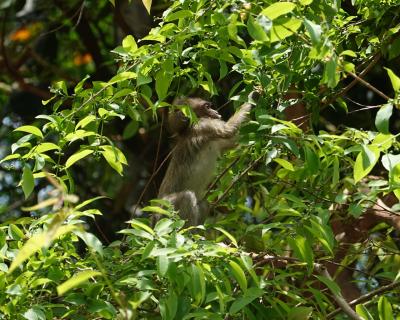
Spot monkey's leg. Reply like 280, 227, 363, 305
166, 191, 208, 226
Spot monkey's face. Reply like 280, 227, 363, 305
190, 99, 221, 119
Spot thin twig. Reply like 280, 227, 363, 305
314, 264, 364, 320
212, 154, 264, 206
204, 156, 241, 199
346, 70, 390, 101
327, 281, 400, 319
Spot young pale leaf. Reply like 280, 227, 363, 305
375, 103, 393, 134
22, 165, 34, 199
57, 270, 102, 296
229, 260, 248, 292
378, 296, 393, 320
229, 287, 263, 314
14, 125, 43, 139
261, 2, 296, 20
384, 68, 400, 92
0, 153, 21, 164
65, 149, 94, 168
9, 225, 76, 273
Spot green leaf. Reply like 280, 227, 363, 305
76, 115, 96, 129
375, 103, 393, 134
261, 2, 296, 20
35, 142, 61, 154
123, 120, 139, 139
157, 255, 169, 276
100, 145, 128, 175
22, 165, 34, 199
189, 263, 206, 305
155, 59, 174, 101
356, 304, 374, 320
289, 235, 314, 270
128, 219, 155, 235
315, 275, 341, 295
247, 15, 268, 41
23, 306, 46, 320
14, 125, 43, 139
229, 287, 263, 314
354, 145, 380, 183
270, 18, 302, 43
378, 296, 393, 320
288, 307, 313, 320
304, 146, 320, 174
274, 158, 294, 171
122, 35, 138, 52
384, 68, 400, 92
141, 0, 152, 14
322, 56, 340, 88
57, 270, 102, 296
108, 71, 136, 85
229, 260, 247, 292
0, 153, 21, 164
214, 227, 238, 247
65, 149, 94, 168
74, 230, 104, 257
165, 10, 193, 22
303, 19, 321, 45
141, 241, 155, 261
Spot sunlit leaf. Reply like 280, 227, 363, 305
261, 2, 296, 20
57, 270, 102, 296
375, 103, 393, 134
21, 165, 34, 199
65, 149, 94, 168
14, 125, 43, 139
229, 260, 247, 292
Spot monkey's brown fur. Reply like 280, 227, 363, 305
158, 97, 251, 226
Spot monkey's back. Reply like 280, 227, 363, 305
158, 121, 223, 199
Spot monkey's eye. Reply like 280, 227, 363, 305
203, 103, 212, 109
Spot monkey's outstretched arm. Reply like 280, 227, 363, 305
195, 102, 252, 139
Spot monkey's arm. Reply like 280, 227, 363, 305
196, 102, 252, 139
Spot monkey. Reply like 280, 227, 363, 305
157, 97, 252, 226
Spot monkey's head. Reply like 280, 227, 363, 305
168, 97, 221, 135
186, 97, 221, 120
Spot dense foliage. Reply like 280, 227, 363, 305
1, 0, 400, 319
